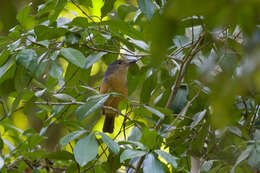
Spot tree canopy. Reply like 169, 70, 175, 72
0, 0, 260, 172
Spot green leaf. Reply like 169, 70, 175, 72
8, 26, 21, 40
253, 129, 260, 140
231, 145, 253, 173
36, 0, 56, 17
140, 71, 157, 103
0, 49, 10, 66
190, 110, 206, 128
49, 61, 63, 79
78, 0, 93, 7
98, 132, 120, 154
76, 94, 109, 121
0, 58, 14, 79
60, 48, 86, 68
49, 0, 68, 23
154, 150, 178, 168
128, 126, 142, 141
53, 93, 75, 102
140, 128, 158, 149
16, 4, 35, 30
144, 105, 164, 119
143, 153, 164, 173
69, 17, 89, 28
120, 149, 146, 162
248, 143, 260, 170
101, 0, 116, 18
137, 0, 155, 21
16, 49, 38, 74
85, 52, 107, 69
118, 4, 137, 20
34, 25, 67, 41
44, 151, 74, 160
74, 133, 99, 166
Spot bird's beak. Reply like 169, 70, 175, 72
127, 59, 137, 66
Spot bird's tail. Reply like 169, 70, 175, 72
103, 115, 115, 133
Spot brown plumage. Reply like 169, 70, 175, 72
100, 59, 136, 133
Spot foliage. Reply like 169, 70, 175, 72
0, 0, 260, 172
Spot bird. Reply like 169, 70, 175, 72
100, 58, 136, 133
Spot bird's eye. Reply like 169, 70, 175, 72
118, 61, 122, 64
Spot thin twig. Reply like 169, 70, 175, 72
166, 35, 204, 109
70, 0, 98, 25
84, 43, 183, 63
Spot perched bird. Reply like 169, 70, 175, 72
100, 58, 136, 133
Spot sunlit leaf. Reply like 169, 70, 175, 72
98, 132, 120, 154
154, 150, 178, 168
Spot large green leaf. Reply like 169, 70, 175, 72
60, 48, 86, 68
74, 133, 99, 166
98, 132, 120, 154
248, 143, 260, 170
60, 130, 87, 147
120, 149, 146, 162
69, 17, 89, 28
49, 61, 63, 80
16, 49, 38, 74
85, 52, 107, 69
143, 105, 164, 119
76, 95, 109, 121
143, 153, 164, 173
34, 25, 67, 41
137, 0, 155, 21
16, 4, 35, 30
101, 0, 116, 18
154, 150, 178, 168
231, 145, 253, 173
140, 128, 158, 149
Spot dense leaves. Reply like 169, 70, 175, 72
0, 0, 260, 172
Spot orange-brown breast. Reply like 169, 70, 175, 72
100, 75, 128, 115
